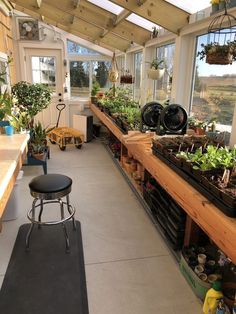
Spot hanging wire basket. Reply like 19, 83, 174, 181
120, 69, 134, 84
204, 2, 236, 65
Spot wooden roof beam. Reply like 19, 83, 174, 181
13, 4, 125, 51
108, 0, 189, 34
113, 9, 130, 26
72, 0, 80, 9
35, 0, 42, 8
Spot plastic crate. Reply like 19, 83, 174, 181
180, 253, 211, 301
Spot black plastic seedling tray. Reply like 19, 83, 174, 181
152, 147, 236, 218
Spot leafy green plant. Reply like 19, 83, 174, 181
12, 81, 52, 119
91, 81, 100, 97
0, 90, 13, 120
177, 145, 236, 171
197, 41, 236, 64
146, 58, 165, 69
30, 121, 47, 154
10, 112, 31, 133
99, 86, 140, 130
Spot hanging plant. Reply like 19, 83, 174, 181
201, 3, 236, 64
197, 40, 236, 65
108, 52, 119, 83
146, 58, 165, 80
120, 69, 134, 84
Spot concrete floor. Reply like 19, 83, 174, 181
0, 140, 202, 313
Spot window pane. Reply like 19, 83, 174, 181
191, 33, 236, 129
92, 61, 111, 92
0, 60, 7, 85
134, 52, 142, 101
70, 61, 90, 97
117, 55, 125, 74
67, 40, 101, 56
154, 43, 175, 103
31, 57, 56, 91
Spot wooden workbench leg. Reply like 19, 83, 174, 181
184, 215, 200, 247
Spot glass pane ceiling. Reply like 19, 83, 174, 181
87, 0, 210, 31
166, 0, 210, 14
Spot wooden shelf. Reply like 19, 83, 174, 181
91, 104, 236, 263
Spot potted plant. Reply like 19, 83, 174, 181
0, 90, 13, 121
10, 111, 31, 133
11, 81, 52, 128
147, 58, 165, 80
197, 41, 236, 65
120, 69, 134, 84
91, 81, 100, 104
188, 117, 207, 135
30, 121, 47, 160
211, 0, 219, 13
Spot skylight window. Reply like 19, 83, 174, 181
126, 14, 160, 31
87, 0, 123, 15
165, 0, 210, 14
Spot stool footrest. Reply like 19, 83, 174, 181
27, 200, 75, 226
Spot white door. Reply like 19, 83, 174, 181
25, 48, 66, 128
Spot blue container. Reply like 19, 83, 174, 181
5, 125, 14, 135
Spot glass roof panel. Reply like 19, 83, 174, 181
87, 0, 123, 15
126, 14, 160, 31
165, 0, 210, 14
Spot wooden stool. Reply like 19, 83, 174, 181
26, 174, 76, 252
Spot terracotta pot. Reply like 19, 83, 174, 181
32, 152, 44, 160
195, 127, 205, 135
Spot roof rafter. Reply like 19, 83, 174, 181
12, 0, 150, 48
13, 3, 128, 51
35, 0, 42, 9
72, 0, 80, 9
100, 9, 131, 38
108, 0, 189, 34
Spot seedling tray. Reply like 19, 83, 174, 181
152, 146, 236, 217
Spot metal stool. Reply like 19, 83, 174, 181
26, 174, 76, 252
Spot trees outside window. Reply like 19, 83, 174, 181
70, 61, 90, 97
93, 61, 110, 89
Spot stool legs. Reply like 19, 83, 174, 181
26, 195, 76, 252
60, 199, 70, 253
66, 195, 76, 230
26, 198, 37, 250
38, 199, 43, 229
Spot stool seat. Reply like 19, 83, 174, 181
29, 174, 72, 199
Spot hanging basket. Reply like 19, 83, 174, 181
206, 50, 233, 65
109, 52, 119, 83
204, 5, 236, 65
148, 68, 165, 80
120, 74, 134, 84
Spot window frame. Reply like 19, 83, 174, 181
0, 52, 11, 93
190, 31, 236, 132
